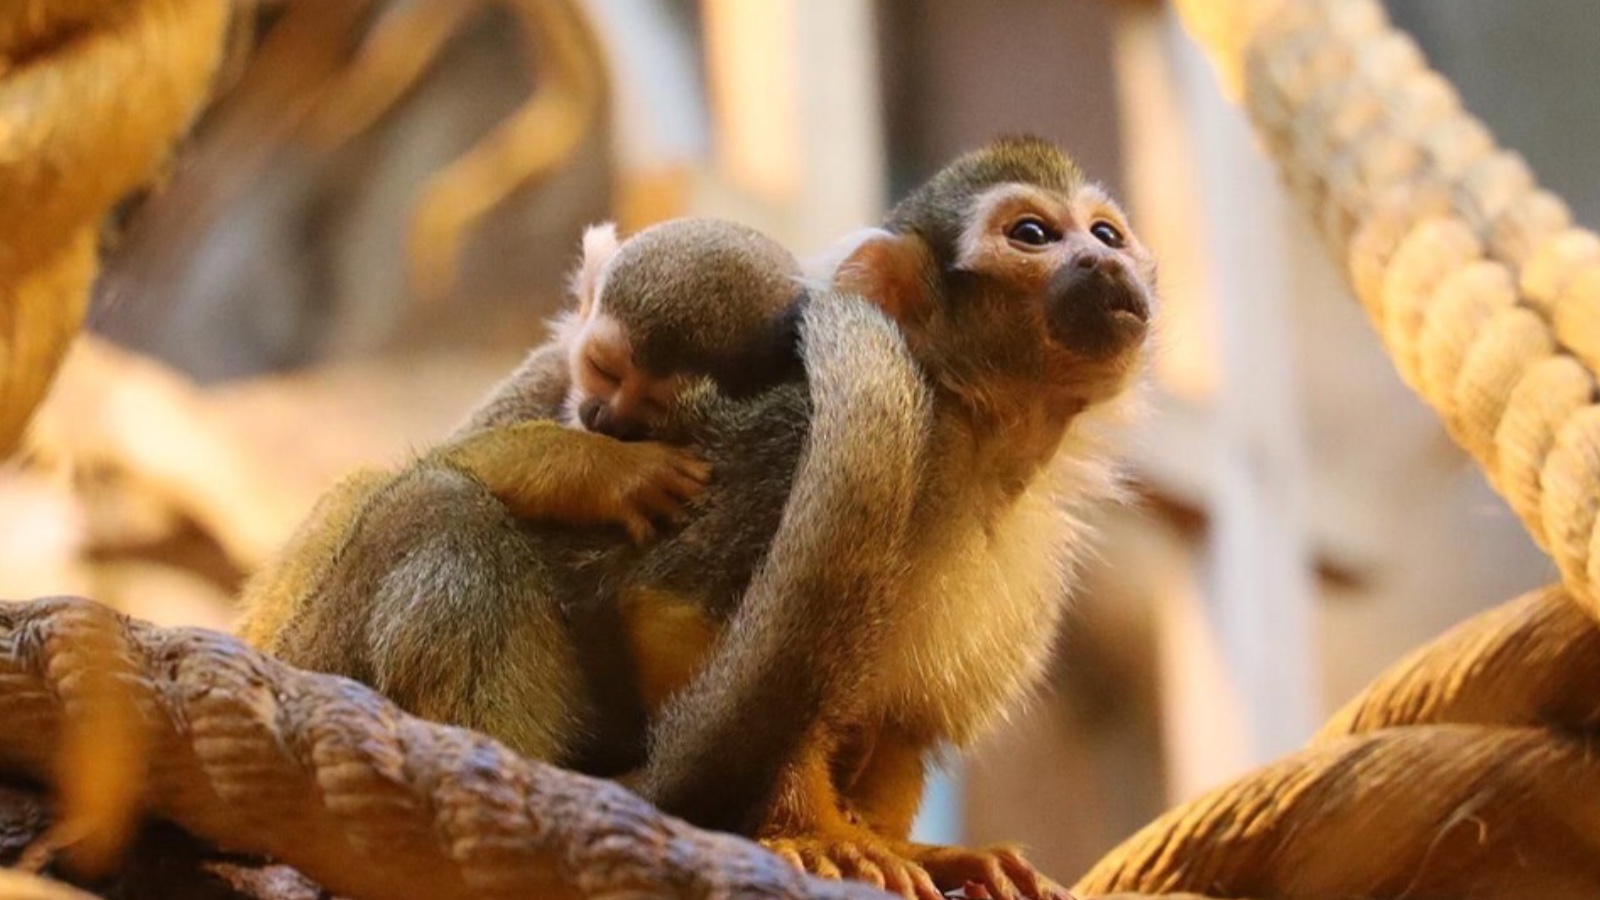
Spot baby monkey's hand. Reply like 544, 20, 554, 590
432, 421, 710, 541
597, 439, 712, 543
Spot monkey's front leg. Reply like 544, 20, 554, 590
840, 727, 1073, 900
758, 734, 944, 900
433, 419, 710, 542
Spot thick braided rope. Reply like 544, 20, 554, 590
1078, 586, 1600, 897
1075, 2, 1600, 896
0, 597, 887, 900
0, 0, 229, 456
1195, 0, 1600, 616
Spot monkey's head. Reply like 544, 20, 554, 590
838, 136, 1155, 419
557, 218, 806, 440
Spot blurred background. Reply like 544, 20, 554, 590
5, 0, 1594, 882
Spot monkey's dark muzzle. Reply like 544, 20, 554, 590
1045, 254, 1150, 360
579, 396, 650, 442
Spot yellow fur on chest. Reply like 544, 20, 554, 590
618, 588, 719, 715
868, 488, 1075, 744
615, 455, 1102, 747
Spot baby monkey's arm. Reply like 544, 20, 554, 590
239, 420, 709, 650
431, 420, 710, 543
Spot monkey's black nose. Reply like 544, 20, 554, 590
1046, 253, 1150, 358
583, 400, 650, 441
578, 396, 608, 432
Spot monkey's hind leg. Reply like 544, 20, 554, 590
356, 466, 591, 762
238, 468, 393, 651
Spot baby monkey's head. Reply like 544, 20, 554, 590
558, 218, 805, 441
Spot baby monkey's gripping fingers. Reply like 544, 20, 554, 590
430, 422, 709, 541
669, 450, 713, 487
656, 447, 713, 502
608, 442, 711, 544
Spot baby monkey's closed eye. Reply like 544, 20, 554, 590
562, 217, 807, 444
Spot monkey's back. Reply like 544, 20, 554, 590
633, 380, 810, 611
514, 378, 811, 773
526, 378, 809, 611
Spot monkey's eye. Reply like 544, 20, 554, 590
589, 357, 621, 385
1006, 217, 1057, 248
1090, 221, 1126, 248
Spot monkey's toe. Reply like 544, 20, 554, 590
621, 513, 656, 545
906, 843, 1067, 900
762, 837, 941, 900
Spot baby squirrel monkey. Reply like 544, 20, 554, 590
237, 214, 814, 759
557, 218, 804, 441
240, 138, 1153, 900
238, 213, 827, 764
440, 216, 806, 544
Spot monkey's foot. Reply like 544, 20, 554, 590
902, 843, 1073, 900
763, 835, 943, 900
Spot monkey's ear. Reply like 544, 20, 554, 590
833, 229, 933, 323
573, 222, 620, 317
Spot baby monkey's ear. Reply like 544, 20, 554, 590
831, 227, 936, 324
573, 222, 621, 318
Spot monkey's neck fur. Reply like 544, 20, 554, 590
879, 373, 1133, 747
937, 383, 1082, 501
